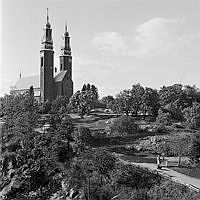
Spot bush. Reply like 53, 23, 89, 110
73, 127, 93, 145
110, 116, 139, 135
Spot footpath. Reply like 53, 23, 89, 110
118, 156, 200, 192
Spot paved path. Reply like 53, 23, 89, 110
120, 158, 200, 191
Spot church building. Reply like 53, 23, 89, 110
14, 10, 73, 103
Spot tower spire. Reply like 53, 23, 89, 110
19, 68, 21, 78
46, 8, 51, 28
47, 8, 49, 24
65, 20, 67, 32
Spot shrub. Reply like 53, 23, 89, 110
110, 116, 139, 135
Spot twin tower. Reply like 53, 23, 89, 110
40, 9, 73, 103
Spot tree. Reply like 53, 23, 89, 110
189, 134, 200, 163
155, 109, 172, 128
171, 137, 191, 166
183, 102, 200, 129
110, 116, 139, 136
51, 96, 69, 114
101, 95, 115, 109
142, 87, 160, 117
115, 89, 133, 116
159, 84, 183, 107
69, 84, 99, 117
130, 84, 145, 115
183, 85, 200, 108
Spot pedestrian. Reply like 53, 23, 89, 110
157, 155, 162, 169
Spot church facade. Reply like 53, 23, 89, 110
14, 11, 73, 103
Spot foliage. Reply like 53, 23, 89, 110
115, 89, 133, 116
159, 84, 183, 107
101, 95, 115, 109
155, 109, 172, 128
189, 134, 200, 162
72, 126, 93, 145
50, 96, 70, 114
0, 89, 76, 199
183, 102, 200, 129
148, 180, 198, 200
130, 84, 145, 115
38, 99, 52, 114
110, 116, 139, 136
111, 163, 161, 190
69, 84, 99, 117
142, 87, 160, 118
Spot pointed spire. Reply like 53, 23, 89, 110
65, 20, 68, 32
19, 68, 21, 78
46, 8, 51, 28
64, 20, 69, 36
47, 8, 49, 23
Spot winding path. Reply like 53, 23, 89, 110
120, 158, 200, 192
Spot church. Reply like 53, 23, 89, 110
14, 10, 73, 103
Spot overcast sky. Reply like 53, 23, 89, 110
1, 0, 200, 97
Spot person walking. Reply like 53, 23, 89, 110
157, 155, 162, 169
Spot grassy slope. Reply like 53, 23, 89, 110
71, 111, 200, 180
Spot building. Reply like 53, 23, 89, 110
14, 9, 73, 103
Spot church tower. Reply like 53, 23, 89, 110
40, 8, 54, 102
54, 21, 73, 101
59, 22, 72, 73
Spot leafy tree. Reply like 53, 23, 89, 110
164, 100, 183, 121
171, 137, 191, 166
189, 134, 200, 163
69, 84, 99, 117
159, 84, 183, 107
130, 84, 145, 115
81, 84, 87, 92
101, 95, 115, 109
155, 109, 172, 127
110, 116, 139, 136
114, 84, 145, 116
183, 85, 200, 108
183, 102, 200, 128
115, 89, 133, 116
50, 96, 69, 114
142, 87, 160, 117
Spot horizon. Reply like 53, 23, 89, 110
1, 0, 200, 98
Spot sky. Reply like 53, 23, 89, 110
1, 0, 200, 97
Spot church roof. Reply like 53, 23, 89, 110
15, 75, 40, 90
54, 70, 67, 82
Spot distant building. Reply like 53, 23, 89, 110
14, 9, 73, 102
